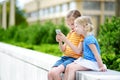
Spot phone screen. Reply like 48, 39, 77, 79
56, 29, 61, 34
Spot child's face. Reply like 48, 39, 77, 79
66, 18, 75, 31
75, 23, 84, 35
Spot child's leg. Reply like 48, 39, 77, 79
64, 62, 89, 80
48, 65, 64, 80
48, 56, 65, 80
64, 63, 76, 80
48, 56, 76, 80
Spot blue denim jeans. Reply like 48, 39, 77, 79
53, 56, 76, 68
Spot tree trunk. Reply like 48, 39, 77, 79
0, 4, 2, 26
9, 0, 15, 27
116, 0, 120, 16
2, 1, 7, 29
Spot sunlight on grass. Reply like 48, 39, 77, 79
6, 41, 62, 57
33, 44, 62, 57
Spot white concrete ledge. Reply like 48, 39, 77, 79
0, 42, 59, 71
0, 42, 120, 80
0, 42, 59, 80
76, 70, 120, 80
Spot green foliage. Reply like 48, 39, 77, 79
98, 16, 120, 71
98, 16, 120, 55
57, 18, 69, 35
0, 21, 66, 57
0, 1, 28, 28
2, 26, 18, 41
9, 41, 34, 49
15, 7, 28, 26
0, 21, 68, 45
40, 21, 56, 44
33, 44, 62, 57
7, 41, 62, 57
0, 27, 5, 41
102, 53, 120, 71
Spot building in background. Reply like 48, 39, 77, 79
24, 0, 115, 35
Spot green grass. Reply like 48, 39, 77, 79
4, 41, 62, 57
33, 44, 62, 57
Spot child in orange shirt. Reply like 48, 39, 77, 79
48, 10, 84, 80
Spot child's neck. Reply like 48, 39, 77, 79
82, 32, 86, 37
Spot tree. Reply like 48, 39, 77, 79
0, 0, 28, 28
15, 7, 28, 26
116, 0, 120, 16
0, 4, 2, 27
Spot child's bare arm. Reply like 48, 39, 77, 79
59, 42, 66, 52
89, 44, 107, 71
56, 34, 66, 52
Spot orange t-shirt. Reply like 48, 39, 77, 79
64, 31, 84, 58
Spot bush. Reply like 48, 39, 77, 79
0, 27, 5, 41
0, 21, 69, 45
33, 44, 62, 57
3, 26, 18, 42
98, 16, 120, 71
98, 17, 120, 55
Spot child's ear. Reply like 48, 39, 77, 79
85, 23, 93, 32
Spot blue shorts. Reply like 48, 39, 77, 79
53, 56, 77, 68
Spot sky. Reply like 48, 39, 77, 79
17, 0, 32, 9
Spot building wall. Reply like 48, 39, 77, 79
24, 0, 115, 35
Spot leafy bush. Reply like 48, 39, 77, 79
98, 16, 120, 71
7, 41, 62, 57
3, 26, 18, 41
0, 27, 5, 41
40, 21, 56, 44
0, 21, 67, 57
0, 21, 69, 45
58, 19, 69, 35
33, 44, 62, 57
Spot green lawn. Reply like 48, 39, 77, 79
6, 41, 62, 57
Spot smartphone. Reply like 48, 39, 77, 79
55, 29, 61, 34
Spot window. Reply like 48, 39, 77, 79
26, 13, 31, 18
62, 3, 68, 12
104, 2, 115, 11
31, 11, 38, 18
55, 5, 61, 13
49, 7, 54, 14
83, 1, 100, 10
44, 8, 49, 16
42, 9, 45, 16
39, 9, 44, 17
69, 1, 76, 10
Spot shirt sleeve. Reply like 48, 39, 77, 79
86, 36, 96, 45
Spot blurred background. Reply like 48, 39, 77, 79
23, 0, 119, 35
0, 0, 120, 71
0, 0, 120, 32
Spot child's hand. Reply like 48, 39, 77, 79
59, 33, 66, 42
99, 66, 107, 72
56, 34, 62, 42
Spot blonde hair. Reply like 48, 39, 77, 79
75, 16, 94, 35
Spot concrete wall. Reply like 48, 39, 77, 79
0, 42, 120, 80
0, 42, 59, 80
